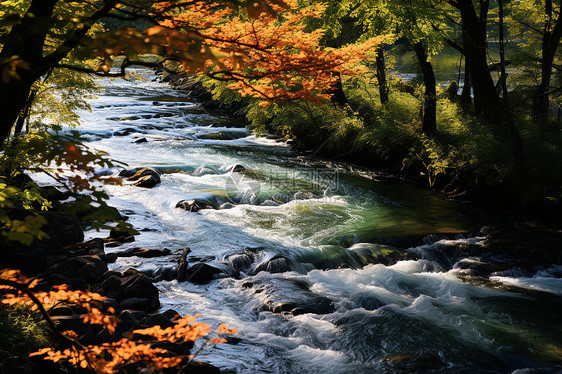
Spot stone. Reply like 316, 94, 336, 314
126, 167, 161, 182
186, 263, 223, 284
176, 247, 191, 282
115, 248, 171, 258
142, 309, 179, 329
133, 175, 160, 188
253, 256, 292, 274
119, 297, 150, 311
175, 199, 209, 212
224, 253, 253, 272
134, 137, 148, 143
121, 273, 159, 301
228, 164, 246, 173
100, 275, 124, 300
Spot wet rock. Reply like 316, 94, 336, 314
253, 278, 334, 316
133, 175, 160, 188
121, 272, 159, 301
100, 275, 124, 300
101, 297, 120, 312
117, 310, 143, 332
142, 309, 179, 329
113, 128, 142, 136
41, 255, 107, 287
123, 167, 161, 188
175, 199, 211, 212
119, 297, 150, 311
115, 168, 137, 178
67, 238, 105, 257
151, 265, 178, 282
115, 248, 171, 258
227, 164, 246, 173
176, 247, 191, 282
110, 228, 132, 240
219, 202, 236, 209
134, 137, 148, 143
253, 256, 292, 274
127, 167, 161, 183
224, 253, 253, 272
186, 263, 223, 284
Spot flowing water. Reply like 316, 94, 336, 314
66, 72, 561, 373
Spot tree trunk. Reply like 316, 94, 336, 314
498, 0, 524, 165
460, 61, 472, 105
330, 72, 348, 107
534, 0, 562, 128
413, 42, 437, 134
375, 45, 389, 105
0, 0, 58, 146
457, 0, 506, 129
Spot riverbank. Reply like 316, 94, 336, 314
161, 71, 562, 227
0, 182, 222, 373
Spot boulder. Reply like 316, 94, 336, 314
228, 164, 246, 173
186, 263, 223, 284
175, 199, 211, 212
115, 248, 171, 258
142, 309, 179, 329
253, 256, 292, 274
133, 175, 160, 188
119, 297, 151, 311
67, 238, 105, 257
224, 253, 253, 273
99, 275, 124, 300
126, 168, 161, 182
134, 137, 148, 144
121, 273, 159, 301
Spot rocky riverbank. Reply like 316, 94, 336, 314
0, 181, 223, 373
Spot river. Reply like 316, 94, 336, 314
69, 71, 562, 373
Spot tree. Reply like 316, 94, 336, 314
0, 0, 380, 147
510, 0, 562, 128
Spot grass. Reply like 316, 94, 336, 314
0, 303, 51, 373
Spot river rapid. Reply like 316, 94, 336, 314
66, 72, 561, 373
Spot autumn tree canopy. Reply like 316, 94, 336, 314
0, 0, 380, 146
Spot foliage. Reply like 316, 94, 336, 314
0, 269, 238, 374
0, 130, 134, 244
0, 302, 50, 374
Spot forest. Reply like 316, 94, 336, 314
1, 1, 561, 373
